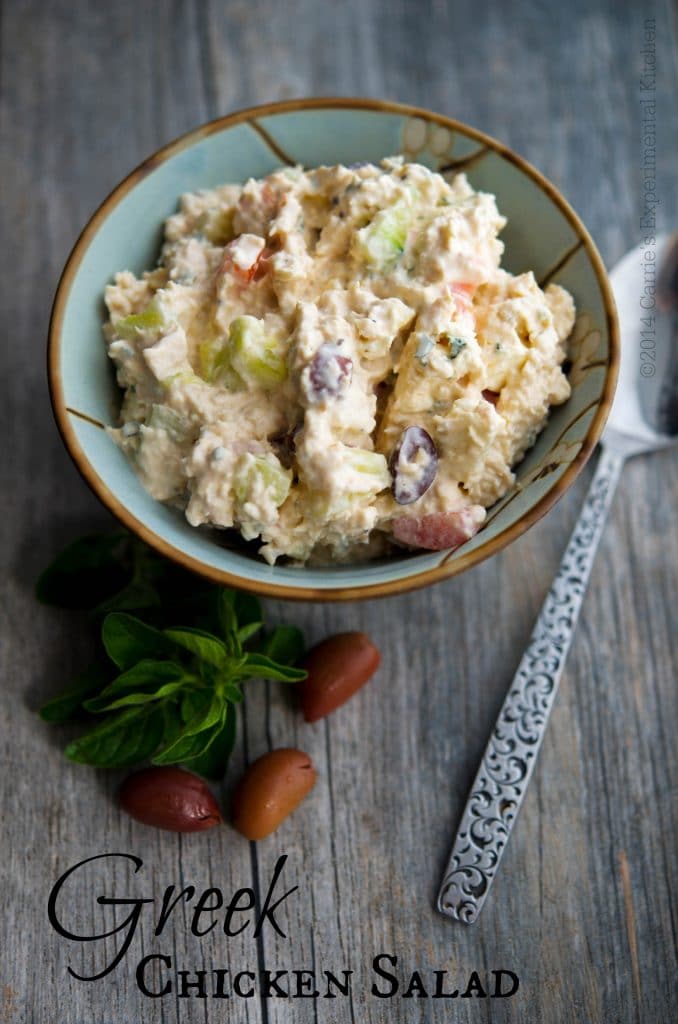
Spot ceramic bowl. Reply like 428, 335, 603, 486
48, 98, 619, 601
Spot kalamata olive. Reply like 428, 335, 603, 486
392, 507, 484, 550
232, 749, 316, 840
306, 343, 352, 402
118, 767, 222, 833
301, 631, 381, 722
268, 421, 301, 469
389, 426, 438, 504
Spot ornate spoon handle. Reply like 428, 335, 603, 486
437, 444, 625, 923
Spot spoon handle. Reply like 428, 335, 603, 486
437, 444, 625, 923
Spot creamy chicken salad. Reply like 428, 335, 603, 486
104, 158, 575, 564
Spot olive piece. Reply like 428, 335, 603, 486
305, 342, 352, 402
301, 631, 381, 722
389, 426, 438, 504
232, 749, 316, 840
118, 767, 222, 833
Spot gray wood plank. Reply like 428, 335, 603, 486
1, 0, 676, 1022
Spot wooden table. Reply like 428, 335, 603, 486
2, 2, 676, 1021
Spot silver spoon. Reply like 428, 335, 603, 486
437, 234, 678, 923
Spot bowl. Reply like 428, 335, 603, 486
48, 98, 619, 601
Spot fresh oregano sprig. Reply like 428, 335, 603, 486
37, 531, 306, 779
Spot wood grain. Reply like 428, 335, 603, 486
1, 0, 676, 1021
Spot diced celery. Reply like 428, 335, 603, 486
311, 491, 360, 518
147, 404, 188, 442
161, 370, 203, 389
234, 454, 292, 508
198, 338, 243, 390
113, 299, 165, 339
354, 201, 411, 269
228, 316, 287, 389
199, 339, 226, 381
311, 447, 390, 518
339, 447, 391, 493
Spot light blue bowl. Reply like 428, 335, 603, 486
48, 99, 618, 601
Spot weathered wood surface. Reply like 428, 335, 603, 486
1, 1, 676, 1022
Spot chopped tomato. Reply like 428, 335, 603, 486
249, 246, 274, 282
450, 281, 476, 315
216, 239, 272, 286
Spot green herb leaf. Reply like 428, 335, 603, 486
164, 627, 228, 668
236, 621, 263, 645
184, 692, 225, 737
243, 652, 307, 683
93, 577, 161, 617
39, 657, 115, 724
233, 591, 263, 628
38, 531, 309, 781
188, 705, 237, 780
222, 683, 244, 704
65, 706, 163, 767
179, 688, 213, 725
102, 613, 174, 670
160, 701, 185, 748
215, 590, 238, 641
150, 727, 215, 766
152, 699, 226, 766
105, 707, 166, 766
84, 679, 186, 713
152, 691, 225, 766
36, 533, 129, 609
260, 625, 306, 666
83, 659, 187, 712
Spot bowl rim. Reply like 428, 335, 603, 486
48, 96, 619, 602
